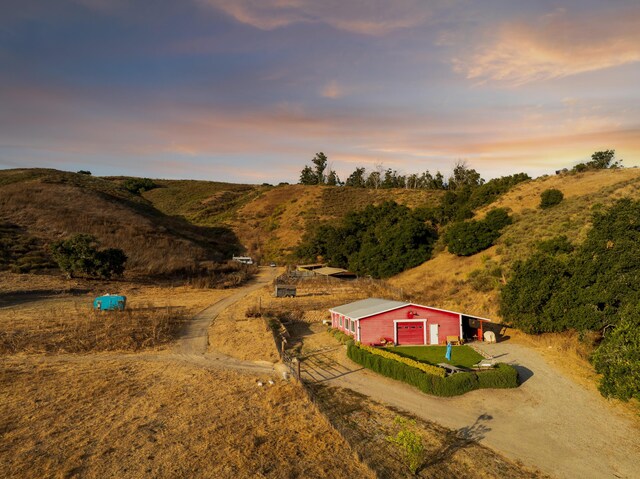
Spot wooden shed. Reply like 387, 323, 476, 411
329, 298, 491, 346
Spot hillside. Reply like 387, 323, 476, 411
0, 169, 242, 277
390, 168, 640, 319
145, 182, 444, 262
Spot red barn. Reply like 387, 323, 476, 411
329, 298, 492, 346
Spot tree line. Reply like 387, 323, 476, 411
299, 152, 484, 190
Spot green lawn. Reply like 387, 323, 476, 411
387, 345, 484, 368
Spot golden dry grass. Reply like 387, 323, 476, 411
0, 358, 374, 479
0, 305, 189, 354
312, 385, 548, 479
208, 287, 281, 363
1, 277, 231, 354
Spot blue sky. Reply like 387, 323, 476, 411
1, 0, 639, 183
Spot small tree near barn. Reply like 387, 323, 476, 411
386, 417, 425, 474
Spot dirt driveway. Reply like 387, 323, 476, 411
301, 340, 639, 479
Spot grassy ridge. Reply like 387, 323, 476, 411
0, 169, 243, 277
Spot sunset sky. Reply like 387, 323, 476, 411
1, 0, 639, 183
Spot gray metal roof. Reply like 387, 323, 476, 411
329, 298, 409, 320
329, 298, 494, 322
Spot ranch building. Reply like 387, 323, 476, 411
329, 298, 492, 346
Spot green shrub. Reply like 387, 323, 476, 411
477, 363, 519, 389
536, 236, 574, 255
328, 328, 355, 345
591, 306, 640, 401
347, 344, 517, 396
540, 189, 564, 209
122, 177, 158, 195
49, 234, 127, 279
297, 201, 437, 278
444, 208, 512, 257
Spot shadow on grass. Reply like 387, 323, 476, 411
418, 413, 493, 473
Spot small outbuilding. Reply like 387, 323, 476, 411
329, 298, 492, 346
274, 284, 297, 298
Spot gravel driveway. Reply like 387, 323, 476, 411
313, 341, 639, 479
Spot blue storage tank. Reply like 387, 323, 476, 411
93, 294, 126, 311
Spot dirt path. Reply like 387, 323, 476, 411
167, 267, 280, 374
302, 342, 640, 479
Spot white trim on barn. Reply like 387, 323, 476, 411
393, 319, 428, 345
329, 299, 493, 323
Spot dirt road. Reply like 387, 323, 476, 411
303, 342, 639, 479
171, 267, 280, 373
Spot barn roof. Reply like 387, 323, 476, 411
329, 298, 408, 320
329, 298, 493, 322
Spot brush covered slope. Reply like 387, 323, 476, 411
145, 182, 444, 262
390, 168, 640, 319
0, 169, 242, 277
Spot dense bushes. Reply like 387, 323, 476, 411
500, 199, 640, 400
539, 189, 564, 209
591, 306, 640, 401
50, 234, 127, 279
122, 177, 158, 195
297, 201, 437, 278
444, 208, 512, 256
347, 344, 518, 396
328, 328, 354, 346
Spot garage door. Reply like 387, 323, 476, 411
396, 322, 424, 345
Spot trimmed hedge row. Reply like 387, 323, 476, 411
360, 344, 446, 378
347, 344, 518, 397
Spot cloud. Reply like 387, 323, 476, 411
197, 0, 432, 35
320, 80, 344, 99
455, 7, 640, 85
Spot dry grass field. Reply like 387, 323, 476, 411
0, 272, 232, 354
0, 271, 379, 478
0, 358, 374, 479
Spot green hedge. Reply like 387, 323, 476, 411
328, 328, 355, 345
347, 344, 518, 397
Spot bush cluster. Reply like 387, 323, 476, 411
122, 177, 158, 195
444, 208, 512, 256
50, 234, 127, 279
297, 201, 438, 278
347, 344, 518, 397
327, 328, 355, 346
500, 199, 640, 401
539, 188, 564, 209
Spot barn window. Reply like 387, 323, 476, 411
339, 316, 343, 327
350, 320, 356, 333
346, 318, 351, 331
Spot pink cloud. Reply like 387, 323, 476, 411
455, 7, 640, 85
197, 0, 433, 35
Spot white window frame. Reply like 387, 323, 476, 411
393, 319, 428, 345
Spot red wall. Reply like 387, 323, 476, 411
349, 305, 460, 346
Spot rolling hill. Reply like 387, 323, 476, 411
390, 168, 640, 319
0, 169, 242, 277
